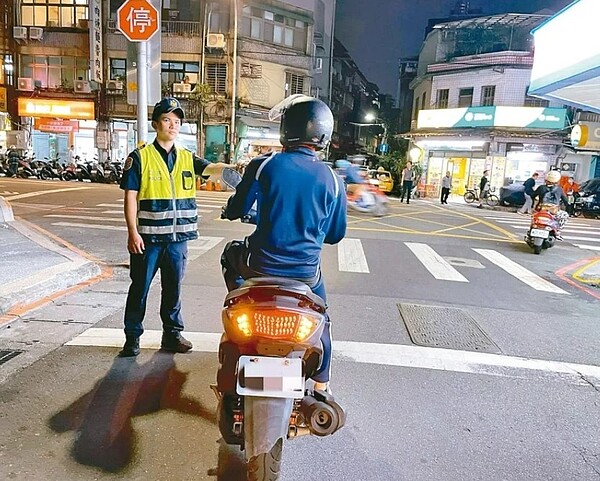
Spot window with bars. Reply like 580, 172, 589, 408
285, 72, 306, 96
21, 0, 88, 28
458, 87, 474, 108
206, 63, 227, 94
524, 94, 550, 108
436, 89, 449, 109
481, 85, 495, 106
20, 55, 88, 88
240, 6, 307, 51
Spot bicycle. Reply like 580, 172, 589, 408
463, 186, 499, 207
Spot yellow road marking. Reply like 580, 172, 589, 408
430, 221, 481, 235
347, 225, 520, 243
572, 258, 600, 284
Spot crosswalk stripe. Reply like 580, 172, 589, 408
97, 203, 123, 208
338, 238, 369, 273
51, 222, 126, 231
45, 214, 123, 222
406, 242, 468, 282
573, 244, 600, 251
187, 236, 224, 260
509, 225, 600, 236
473, 248, 568, 294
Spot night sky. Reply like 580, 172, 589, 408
335, 0, 574, 96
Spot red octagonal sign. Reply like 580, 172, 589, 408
117, 0, 159, 42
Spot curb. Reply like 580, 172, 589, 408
573, 258, 600, 285
0, 198, 105, 317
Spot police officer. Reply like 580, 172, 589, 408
221, 95, 347, 391
119, 97, 223, 357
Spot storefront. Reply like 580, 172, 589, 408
529, 0, 600, 180
409, 106, 568, 197
18, 98, 95, 162
235, 114, 281, 164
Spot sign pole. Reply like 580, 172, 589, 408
137, 40, 148, 145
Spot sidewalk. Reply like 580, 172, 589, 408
0, 196, 103, 320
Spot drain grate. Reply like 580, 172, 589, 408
398, 303, 501, 353
0, 350, 23, 366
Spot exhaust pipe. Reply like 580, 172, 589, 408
297, 390, 346, 437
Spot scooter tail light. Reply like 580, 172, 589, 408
222, 307, 324, 343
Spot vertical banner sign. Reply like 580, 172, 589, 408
89, 0, 103, 83
126, 36, 161, 106
0, 87, 7, 111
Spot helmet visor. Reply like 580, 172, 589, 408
268, 94, 315, 121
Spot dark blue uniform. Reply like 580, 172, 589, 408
221, 146, 347, 382
120, 140, 211, 338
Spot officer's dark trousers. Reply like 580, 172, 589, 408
124, 241, 188, 338
221, 240, 332, 383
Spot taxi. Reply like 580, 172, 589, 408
368, 168, 394, 193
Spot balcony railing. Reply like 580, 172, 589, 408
107, 20, 202, 37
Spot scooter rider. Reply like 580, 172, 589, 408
220, 95, 347, 391
532, 170, 569, 239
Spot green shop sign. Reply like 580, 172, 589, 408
417, 106, 567, 130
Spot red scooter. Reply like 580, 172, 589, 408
524, 204, 564, 254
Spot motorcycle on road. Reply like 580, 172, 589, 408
524, 204, 565, 254
214, 167, 346, 481
346, 178, 389, 216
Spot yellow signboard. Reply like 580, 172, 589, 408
0, 87, 7, 111
18, 98, 95, 120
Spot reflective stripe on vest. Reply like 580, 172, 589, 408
136, 144, 198, 242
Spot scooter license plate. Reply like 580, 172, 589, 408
530, 228, 549, 238
237, 356, 304, 399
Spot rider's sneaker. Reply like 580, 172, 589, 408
313, 381, 331, 394
556, 234, 564, 241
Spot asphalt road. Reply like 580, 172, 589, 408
1, 177, 599, 481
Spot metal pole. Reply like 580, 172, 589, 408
229, 0, 238, 163
137, 40, 148, 145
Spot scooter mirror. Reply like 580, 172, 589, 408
222, 167, 243, 190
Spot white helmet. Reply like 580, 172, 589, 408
546, 171, 561, 184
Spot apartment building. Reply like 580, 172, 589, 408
407, 13, 587, 197
9, 0, 330, 162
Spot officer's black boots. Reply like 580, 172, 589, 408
160, 333, 193, 353
119, 336, 140, 357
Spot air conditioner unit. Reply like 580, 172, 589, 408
18, 77, 34, 92
206, 33, 225, 49
106, 80, 124, 91
13, 26, 28, 40
29, 27, 43, 40
74, 80, 92, 93
173, 83, 192, 93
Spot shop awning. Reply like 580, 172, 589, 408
529, 0, 600, 113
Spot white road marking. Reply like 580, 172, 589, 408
45, 214, 124, 222
406, 242, 468, 282
187, 236, 224, 260
473, 248, 568, 294
563, 235, 600, 243
573, 244, 600, 251
5, 186, 92, 201
66, 328, 600, 385
196, 203, 225, 208
338, 238, 370, 273
97, 203, 123, 208
509, 225, 600, 236
51, 222, 126, 231
102, 210, 123, 214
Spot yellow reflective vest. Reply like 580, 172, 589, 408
136, 143, 198, 243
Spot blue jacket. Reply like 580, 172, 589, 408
224, 147, 347, 278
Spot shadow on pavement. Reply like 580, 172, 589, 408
48, 351, 217, 473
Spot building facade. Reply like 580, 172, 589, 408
406, 13, 586, 198
9, 0, 330, 163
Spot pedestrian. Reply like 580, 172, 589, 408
517, 172, 539, 215
440, 171, 452, 204
564, 176, 579, 215
118, 97, 226, 357
477, 170, 490, 208
221, 95, 346, 392
400, 161, 414, 204
67, 145, 75, 165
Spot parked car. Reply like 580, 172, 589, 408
573, 177, 600, 218
499, 182, 526, 207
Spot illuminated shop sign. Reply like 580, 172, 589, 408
417, 106, 567, 130
570, 122, 600, 150
18, 98, 95, 120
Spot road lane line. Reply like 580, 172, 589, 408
338, 238, 369, 273
406, 242, 468, 282
5, 186, 92, 201
473, 248, 568, 294
51, 222, 126, 231
66, 328, 600, 385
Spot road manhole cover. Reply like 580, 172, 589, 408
398, 303, 501, 353
0, 350, 23, 366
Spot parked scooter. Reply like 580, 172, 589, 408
39, 157, 65, 180
524, 204, 565, 254
215, 167, 346, 481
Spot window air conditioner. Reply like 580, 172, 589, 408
106, 80, 124, 91
18, 77, 34, 91
13, 26, 28, 40
206, 33, 225, 49
173, 83, 192, 93
74, 80, 92, 93
29, 27, 44, 40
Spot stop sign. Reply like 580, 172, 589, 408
117, 0, 159, 42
